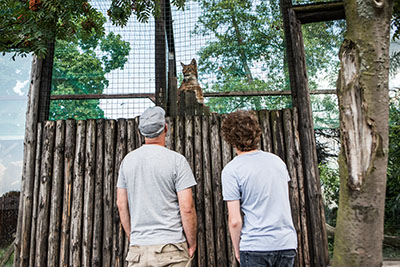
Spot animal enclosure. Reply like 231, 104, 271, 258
15, 109, 323, 267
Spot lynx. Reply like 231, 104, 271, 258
178, 58, 204, 104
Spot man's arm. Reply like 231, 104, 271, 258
116, 188, 131, 241
227, 200, 242, 263
177, 187, 197, 257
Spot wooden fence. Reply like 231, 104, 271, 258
15, 109, 320, 267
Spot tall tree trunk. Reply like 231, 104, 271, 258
333, 0, 393, 266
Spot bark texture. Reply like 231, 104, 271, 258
333, 0, 393, 266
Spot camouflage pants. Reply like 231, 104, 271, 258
126, 241, 193, 267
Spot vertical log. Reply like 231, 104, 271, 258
82, 120, 96, 267
28, 122, 43, 267
282, 110, 303, 267
293, 108, 311, 266
92, 119, 104, 267
103, 120, 116, 267
281, 0, 329, 263
201, 116, 216, 267
60, 119, 76, 267
16, 57, 43, 267
270, 110, 286, 160
193, 116, 206, 267
59, 119, 76, 267
220, 115, 238, 267
47, 120, 65, 267
155, 0, 167, 109
127, 119, 136, 153
134, 116, 144, 148
175, 116, 185, 155
258, 110, 273, 152
210, 114, 227, 267
165, 117, 175, 150
113, 119, 127, 267
69, 120, 86, 267
35, 120, 56, 266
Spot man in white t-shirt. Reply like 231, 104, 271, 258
221, 110, 297, 267
117, 106, 197, 266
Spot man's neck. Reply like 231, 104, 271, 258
236, 149, 258, 155
145, 136, 165, 147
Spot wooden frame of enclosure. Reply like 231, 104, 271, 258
14, 1, 346, 267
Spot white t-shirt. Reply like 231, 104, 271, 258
222, 150, 297, 251
117, 144, 197, 246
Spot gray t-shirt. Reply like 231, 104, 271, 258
221, 150, 297, 251
117, 144, 197, 246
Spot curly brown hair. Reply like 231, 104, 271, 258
221, 110, 262, 151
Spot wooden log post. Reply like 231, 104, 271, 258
175, 116, 185, 155
201, 116, 216, 267
15, 56, 43, 267
59, 119, 76, 267
193, 116, 206, 267
258, 110, 273, 153
280, 0, 329, 264
270, 111, 286, 161
210, 114, 228, 267
282, 110, 304, 267
69, 121, 86, 267
220, 115, 237, 267
103, 120, 116, 267
293, 108, 311, 266
82, 120, 96, 267
28, 122, 43, 267
92, 119, 105, 267
165, 117, 175, 150
35, 120, 56, 266
155, 0, 167, 110
113, 119, 127, 267
47, 120, 65, 266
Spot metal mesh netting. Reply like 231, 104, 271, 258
48, 0, 342, 130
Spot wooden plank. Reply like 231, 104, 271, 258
16, 56, 43, 267
292, 2, 345, 24
293, 108, 311, 266
210, 114, 228, 267
282, 109, 303, 267
47, 120, 65, 267
175, 116, 184, 155
113, 119, 127, 267
165, 117, 175, 150
127, 119, 136, 153
220, 115, 238, 267
258, 110, 273, 152
103, 120, 116, 267
271, 110, 286, 161
82, 120, 96, 267
201, 116, 216, 267
92, 119, 104, 267
59, 119, 76, 267
203, 89, 336, 97
193, 116, 206, 267
35, 120, 56, 266
134, 116, 144, 148
155, 0, 167, 109
28, 122, 43, 267
69, 120, 86, 267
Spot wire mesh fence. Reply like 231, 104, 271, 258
47, 0, 343, 129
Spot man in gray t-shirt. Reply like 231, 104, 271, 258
117, 106, 197, 266
221, 110, 297, 267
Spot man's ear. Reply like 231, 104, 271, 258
164, 123, 168, 134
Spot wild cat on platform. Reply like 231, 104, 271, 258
178, 58, 204, 104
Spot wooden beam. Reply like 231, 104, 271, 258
155, 0, 167, 109
204, 89, 336, 97
50, 93, 156, 103
293, 1, 345, 24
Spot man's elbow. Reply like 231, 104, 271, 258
229, 218, 242, 229
116, 197, 128, 211
181, 204, 196, 216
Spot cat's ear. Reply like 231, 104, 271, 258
191, 58, 196, 65
181, 62, 184, 67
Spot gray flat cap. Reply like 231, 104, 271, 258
139, 106, 166, 138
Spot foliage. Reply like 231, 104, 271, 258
193, 0, 344, 113
319, 163, 340, 227
108, 0, 186, 25
0, 0, 106, 57
49, 32, 130, 120
385, 90, 400, 236
392, 0, 400, 41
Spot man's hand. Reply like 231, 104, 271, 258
188, 244, 196, 258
